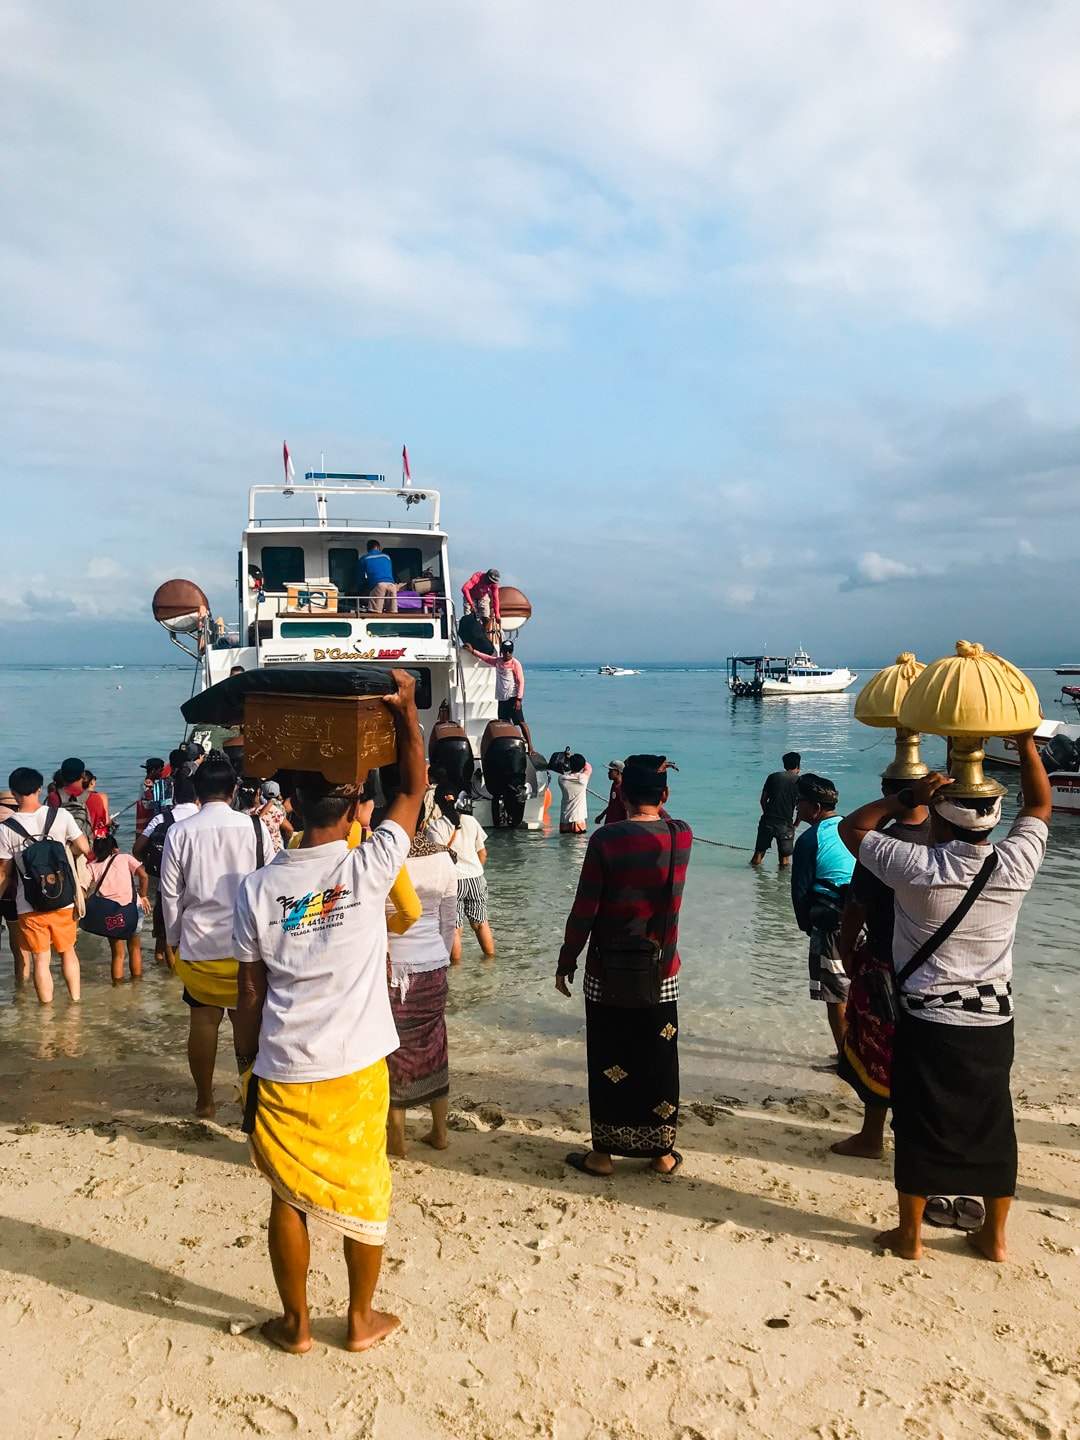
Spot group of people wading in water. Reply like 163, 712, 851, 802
0, 674, 1052, 1348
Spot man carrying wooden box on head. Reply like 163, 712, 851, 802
231, 669, 426, 1355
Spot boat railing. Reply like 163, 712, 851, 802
256, 589, 452, 619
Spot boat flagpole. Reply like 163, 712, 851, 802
402, 443, 412, 487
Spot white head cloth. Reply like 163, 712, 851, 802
934, 795, 1002, 832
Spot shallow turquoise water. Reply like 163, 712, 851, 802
1, 663, 1077, 1100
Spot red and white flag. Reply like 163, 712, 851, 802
283, 441, 295, 481
402, 444, 411, 485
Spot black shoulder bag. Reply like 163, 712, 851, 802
865, 850, 998, 1025
597, 822, 678, 1010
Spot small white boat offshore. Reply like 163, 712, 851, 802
598, 664, 640, 676
727, 650, 857, 697
985, 686, 1080, 814
152, 468, 550, 829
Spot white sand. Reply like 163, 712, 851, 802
2, 1047, 1079, 1439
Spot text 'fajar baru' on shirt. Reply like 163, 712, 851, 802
557, 818, 693, 982
232, 820, 410, 1084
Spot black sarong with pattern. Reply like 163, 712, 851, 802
585, 999, 679, 1157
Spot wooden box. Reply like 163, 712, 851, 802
285, 582, 339, 614
243, 692, 397, 783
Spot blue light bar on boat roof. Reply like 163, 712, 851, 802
303, 472, 385, 482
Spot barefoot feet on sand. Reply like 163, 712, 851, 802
195, 1100, 216, 1119
261, 1317, 312, 1354
421, 1131, 448, 1150
346, 1310, 401, 1352
830, 1134, 885, 1160
966, 1228, 1007, 1263
874, 1227, 923, 1260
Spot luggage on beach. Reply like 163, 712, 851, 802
3, 813, 78, 912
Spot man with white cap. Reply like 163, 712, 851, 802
595, 761, 627, 825
838, 732, 1051, 1265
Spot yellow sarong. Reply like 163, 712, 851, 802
174, 955, 239, 1008
248, 1060, 393, 1245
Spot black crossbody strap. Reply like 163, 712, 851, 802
646, 821, 679, 952
251, 813, 265, 869
87, 851, 119, 898
897, 850, 998, 988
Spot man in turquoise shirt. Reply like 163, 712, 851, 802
791, 773, 855, 1060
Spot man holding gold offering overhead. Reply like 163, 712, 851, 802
838, 641, 1051, 1264
230, 669, 426, 1354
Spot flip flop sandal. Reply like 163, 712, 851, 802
953, 1196, 986, 1232
924, 1196, 956, 1228
653, 1150, 684, 1178
564, 1151, 612, 1177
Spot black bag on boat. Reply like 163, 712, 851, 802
596, 822, 678, 1010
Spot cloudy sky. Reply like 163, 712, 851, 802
4, 1, 1080, 666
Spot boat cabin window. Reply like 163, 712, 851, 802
260, 545, 305, 592
384, 546, 426, 586
366, 622, 436, 639
280, 621, 354, 639
328, 547, 358, 595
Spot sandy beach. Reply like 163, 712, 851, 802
3, 1034, 1079, 1440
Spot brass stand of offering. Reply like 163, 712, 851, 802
853, 651, 930, 781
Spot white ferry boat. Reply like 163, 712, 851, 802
727, 650, 857, 697
598, 664, 639, 676
152, 470, 551, 829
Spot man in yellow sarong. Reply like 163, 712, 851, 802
232, 670, 426, 1354
159, 757, 273, 1117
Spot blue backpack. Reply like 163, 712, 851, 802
4, 811, 77, 912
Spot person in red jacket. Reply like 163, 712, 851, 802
461, 568, 500, 642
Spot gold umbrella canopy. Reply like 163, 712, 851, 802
898, 640, 1041, 798
854, 652, 925, 728
897, 641, 1040, 739
854, 652, 929, 781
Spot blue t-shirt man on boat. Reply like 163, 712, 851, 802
356, 540, 397, 614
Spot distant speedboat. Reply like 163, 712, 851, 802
727, 649, 857, 697
1055, 665, 1080, 675
598, 664, 639, 676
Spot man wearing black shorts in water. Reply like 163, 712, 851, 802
750, 751, 801, 868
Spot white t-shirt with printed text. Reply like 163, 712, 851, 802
232, 821, 410, 1084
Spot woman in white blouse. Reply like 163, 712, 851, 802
385, 795, 458, 1158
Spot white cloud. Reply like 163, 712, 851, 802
842, 551, 920, 590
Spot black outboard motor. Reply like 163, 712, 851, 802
482, 722, 529, 827
430, 723, 475, 805
1042, 733, 1080, 774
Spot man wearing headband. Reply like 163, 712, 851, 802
838, 734, 1051, 1264
791, 774, 856, 1060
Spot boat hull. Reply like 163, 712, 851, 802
759, 673, 856, 696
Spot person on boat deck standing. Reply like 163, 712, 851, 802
791, 773, 855, 1060
465, 639, 535, 752
556, 755, 692, 1178
462, 568, 500, 643
750, 752, 801, 868
356, 539, 397, 614
837, 736, 1051, 1264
